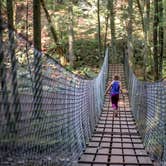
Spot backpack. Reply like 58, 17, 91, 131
111, 81, 120, 94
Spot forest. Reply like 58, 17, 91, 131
1, 0, 166, 81
0, 1, 166, 165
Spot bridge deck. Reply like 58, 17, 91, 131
78, 64, 153, 166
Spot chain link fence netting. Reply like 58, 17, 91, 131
124, 48, 166, 165
0, 27, 109, 166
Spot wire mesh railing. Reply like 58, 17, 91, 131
0, 27, 109, 166
124, 49, 166, 165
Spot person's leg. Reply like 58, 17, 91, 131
111, 95, 117, 117
111, 95, 116, 109
114, 94, 119, 117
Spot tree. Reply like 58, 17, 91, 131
7, 0, 21, 133
68, 2, 75, 66
163, 0, 166, 76
108, 0, 116, 60
135, 0, 165, 80
41, 0, 58, 43
97, 0, 101, 60
0, 0, 12, 132
104, 11, 109, 54
158, 0, 164, 78
153, 0, 159, 80
136, 0, 151, 79
126, 0, 133, 63
144, 0, 151, 79
41, 0, 67, 66
33, 0, 43, 118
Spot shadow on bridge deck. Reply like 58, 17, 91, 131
78, 64, 154, 166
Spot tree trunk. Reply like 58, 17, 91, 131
136, 0, 145, 31
0, 0, 11, 132
33, 0, 41, 51
128, 0, 133, 41
163, 0, 166, 76
97, 0, 101, 60
7, 0, 21, 133
41, 0, 58, 42
108, 0, 116, 61
136, 0, 146, 79
158, 0, 164, 78
41, 0, 67, 66
144, 0, 152, 78
68, 3, 75, 66
104, 12, 109, 55
153, 0, 159, 80
146, 0, 150, 39
136, 0, 151, 80
127, 0, 133, 63
33, 0, 43, 118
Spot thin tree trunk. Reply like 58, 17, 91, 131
145, 0, 153, 76
136, 0, 146, 79
0, 0, 11, 132
104, 12, 109, 55
153, 0, 159, 80
158, 0, 164, 78
7, 0, 21, 133
41, 0, 67, 65
136, 0, 145, 31
128, 0, 133, 41
33, 0, 41, 51
136, 0, 151, 79
127, 0, 133, 62
108, 0, 116, 60
68, 3, 75, 66
97, 0, 101, 60
41, 0, 58, 42
163, 0, 166, 76
33, 0, 43, 118
146, 0, 150, 39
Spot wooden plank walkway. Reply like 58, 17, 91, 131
78, 64, 153, 166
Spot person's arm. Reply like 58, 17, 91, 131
119, 82, 122, 93
119, 82, 128, 95
105, 81, 113, 95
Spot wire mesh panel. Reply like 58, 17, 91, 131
124, 49, 166, 165
78, 64, 153, 166
0, 27, 109, 166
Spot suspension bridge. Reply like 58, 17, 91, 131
0, 28, 166, 166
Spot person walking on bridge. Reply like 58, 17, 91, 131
105, 75, 122, 117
